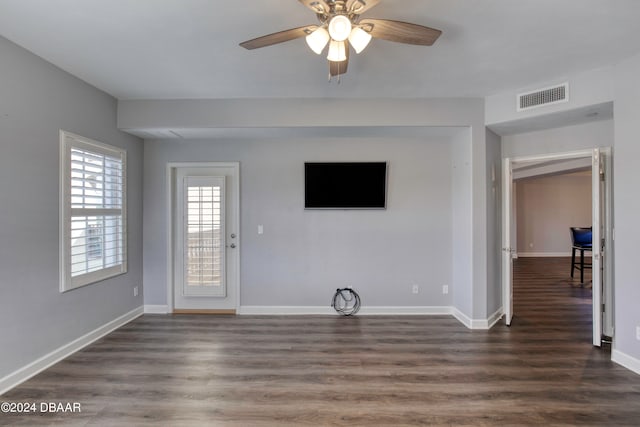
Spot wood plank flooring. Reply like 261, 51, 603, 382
2, 257, 640, 426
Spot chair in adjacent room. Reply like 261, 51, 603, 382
570, 227, 592, 284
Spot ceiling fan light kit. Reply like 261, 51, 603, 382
327, 40, 347, 62
306, 27, 330, 54
348, 27, 372, 53
240, 0, 442, 78
328, 15, 352, 41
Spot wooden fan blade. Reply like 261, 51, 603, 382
240, 25, 318, 50
346, 0, 380, 15
329, 58, 349, 76
298, 0, 330, 15
359, 19, 442, 45
329, 41, 350, 76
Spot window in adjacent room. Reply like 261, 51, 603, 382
59, 130, 127, 292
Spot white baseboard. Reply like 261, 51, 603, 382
451, 308, 473, 328
144, 304, 170, 314
238, 306, 453, 316
239, 305, 498, 329
359, 306, 452, 315
147, 304, 495, 325
486, 308, 504, 329
238, 306, 335, 315
452, 307, 503, 330
0, 306, 143, 396
612, 348, 640, 376
517, 252, 572, 257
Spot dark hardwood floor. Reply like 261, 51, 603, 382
2, 257, 640, 426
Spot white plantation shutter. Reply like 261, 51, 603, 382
183, 176, 226, 296
60, 131, 127, 291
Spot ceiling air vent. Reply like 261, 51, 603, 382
517, 83, 569, 112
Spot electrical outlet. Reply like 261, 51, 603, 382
636, 326, 640, 341
442, 285, 449, 295
133, 286, 139, 297
412, 284, 419, 294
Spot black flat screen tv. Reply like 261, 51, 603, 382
304, 162, 387, 209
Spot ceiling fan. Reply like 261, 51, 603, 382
239, 0, 442, 79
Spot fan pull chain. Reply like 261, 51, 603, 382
327, 67, 342, 84
327, 74, 341, 84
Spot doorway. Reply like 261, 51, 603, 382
502, 149, 613, 346
167, 163, 240, 313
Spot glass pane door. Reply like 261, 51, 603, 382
183, 176, 226, 297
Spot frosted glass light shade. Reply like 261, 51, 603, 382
327, 40, 346, 62
349, 27, 372, 54
305, 27, 330, 54
328, 15, 352, 42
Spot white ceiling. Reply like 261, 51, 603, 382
1, 0, 640, 100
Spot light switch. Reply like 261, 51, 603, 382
258, 225, 263, 235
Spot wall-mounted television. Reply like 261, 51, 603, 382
304, 162, 388, 209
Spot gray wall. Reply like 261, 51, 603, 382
144, 131, 466, 308
123, 97, 487, 319
485, 66, 614, 126
501, 120, 612, 261
0, 36, 143, 379
502, 119, 614, 158
516, 172, 592, 255
613, 52, 640, 360
450, 130, 473, 316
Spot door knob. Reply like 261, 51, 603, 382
229, 243, 236, 249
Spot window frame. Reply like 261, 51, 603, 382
59, 130, 127, 292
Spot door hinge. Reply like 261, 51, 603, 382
602, 303, 605, 313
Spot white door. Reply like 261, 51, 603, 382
173, 164, 239, 312
600, 148, 614, 339
502, 149, 612, 345
502, 158, 514, 326
591, 149, 603, 346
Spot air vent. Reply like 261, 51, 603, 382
517, 83, 569, 112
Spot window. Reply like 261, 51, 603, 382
60, 130, 127, 292
87, 224, 103, 259
184, 178, 225, 295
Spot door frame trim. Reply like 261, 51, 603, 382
501, 148, 608, 344
166, 162, 240, 313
